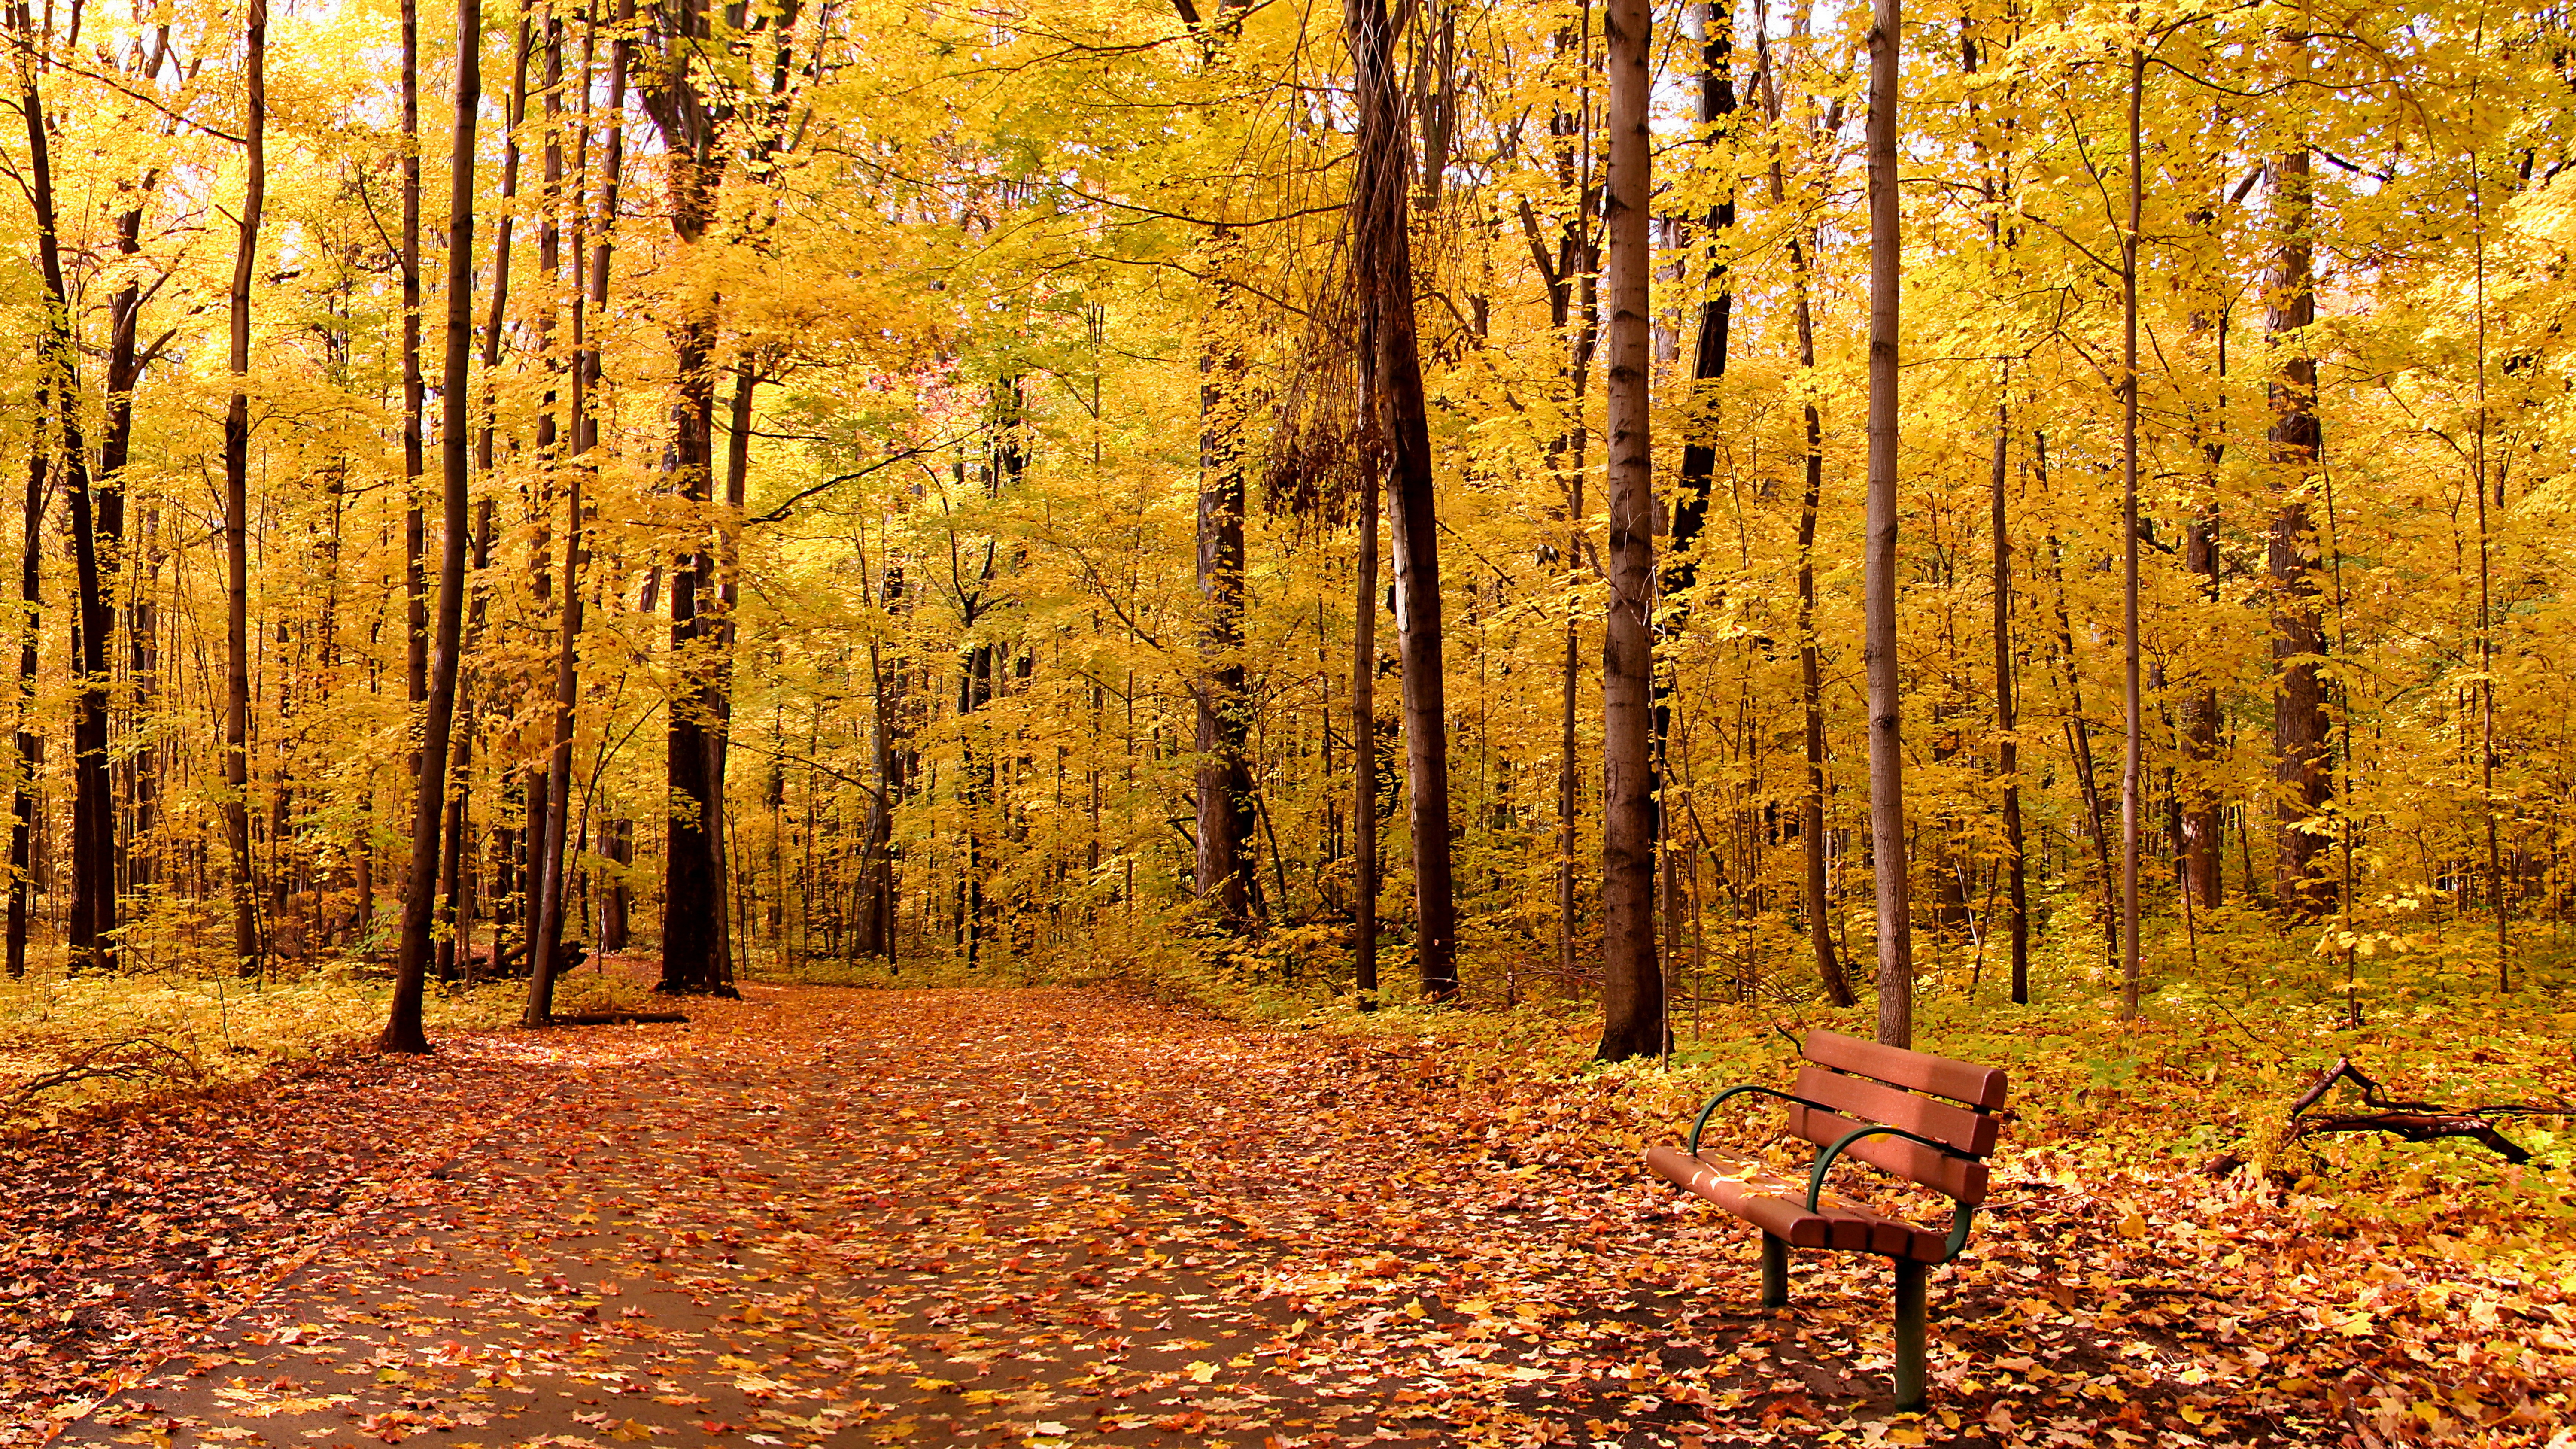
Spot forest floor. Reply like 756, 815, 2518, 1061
3, 980, 2573, 1448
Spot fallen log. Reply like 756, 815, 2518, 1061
527, 1010, 690, 1027
2216, 1056, 2575, 1173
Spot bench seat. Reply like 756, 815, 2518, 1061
1646, 1144, 1950, 1261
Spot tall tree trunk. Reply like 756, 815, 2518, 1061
1535, 47, 1598, 987
1351, 481, 1380, 1004
221, 0, 269, 978
2181, 247, 2225, 913
2117, 51, 2145, 1019
708, 358, 757, 986
1757, 21, 1853, 1009
15, 24, 116, 974
1348, 0, 1457, 1000
531, 0, 626, 1015
382, 0, 480, 1052
1863, 0, 1910, 1046
7, 402, 44, 979
106, 158, 157, 897
641, 0, 735, 996
1992, 405, 2028, 1002
2268, 144, 2331, 916
1193, 237, 1254, 929
1594, 0, 1658, 1058
2470, 138, 2506, 990
1651, 0, 1736, 1000
401, 0, 429, 723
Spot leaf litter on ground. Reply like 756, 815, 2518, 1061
7, 982, 2573, 1448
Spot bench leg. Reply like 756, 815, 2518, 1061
1759, 1233, 1788, 1308
1892, 1258, 1927, 1409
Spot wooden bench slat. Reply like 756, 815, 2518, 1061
1792, 1065, 1999, 1158
1787, 1105, 1993, 1205
1803, 1028, 2006, 1109
1646, 1146, 1951, 1262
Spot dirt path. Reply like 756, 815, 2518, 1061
34, 984, 2483, 1449
48, 989, 1318, 1447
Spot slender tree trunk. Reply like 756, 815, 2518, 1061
1757, 40, 1853, 1009
106, 173, 156, 897
402, 0, 429, 723
2267, 141, 2330, 917
1348, 0, 1457, 999
221, 0, 269, 978
2117, 51, 2144, 1019
1548, 114, 1598, 987
1351, 481, 1380, 1004
1193, 234, 1254, 929
1992, 406, 2028, 1002
1595, 0, 1659, 1058
15, 30, 117, 975
531, 4, 620, 1019
382, 0, 480, 1052
1862, 0, 1910, 1046
2181, 283, 2225, 912
2470, 141, 2506, 990
8, 404, 44, 979
1651, 0, 1736, 1004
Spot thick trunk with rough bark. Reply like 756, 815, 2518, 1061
1348, 0, 1457, 999
1595, 0, 1659, 1059
642, 0, 737, 997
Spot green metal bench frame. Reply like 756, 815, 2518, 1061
1653, 1033, 2008, 1409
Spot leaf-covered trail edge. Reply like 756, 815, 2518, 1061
10, 985, 2573, 1449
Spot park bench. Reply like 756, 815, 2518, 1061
1646, 1029, 2007, 1409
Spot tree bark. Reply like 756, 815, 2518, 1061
531, 2, 623, 1020
381, 0, 479, 1053
2117, 51, 2145, 1018
1351, 480, 1380, 1004
639, 0, 736, 996
2268, 144, 2332, 916
1651, 0, 1736, 995
15, 24, 116, 975
7, 401, 43, 980
401, 0, 429, 723
1193, 234, 1254, 929
1595, 0, 1659, 1059
1992, 407, 2028, 1003
2181, 282, 2225, 913
1348, 0, 1457, 1000
1864, 0, 1911, 1046
221, 0, 269, 978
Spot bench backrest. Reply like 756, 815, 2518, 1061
1785, 1030, 2007, 1206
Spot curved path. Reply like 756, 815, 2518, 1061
47, 988, 1745, 1448
36, 984, 2430, 1449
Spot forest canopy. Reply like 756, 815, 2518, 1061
0, 0, 2564, 1059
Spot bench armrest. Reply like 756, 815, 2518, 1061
1685, 1084, 1840, 1156
1807, 1122, 1983, 1265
